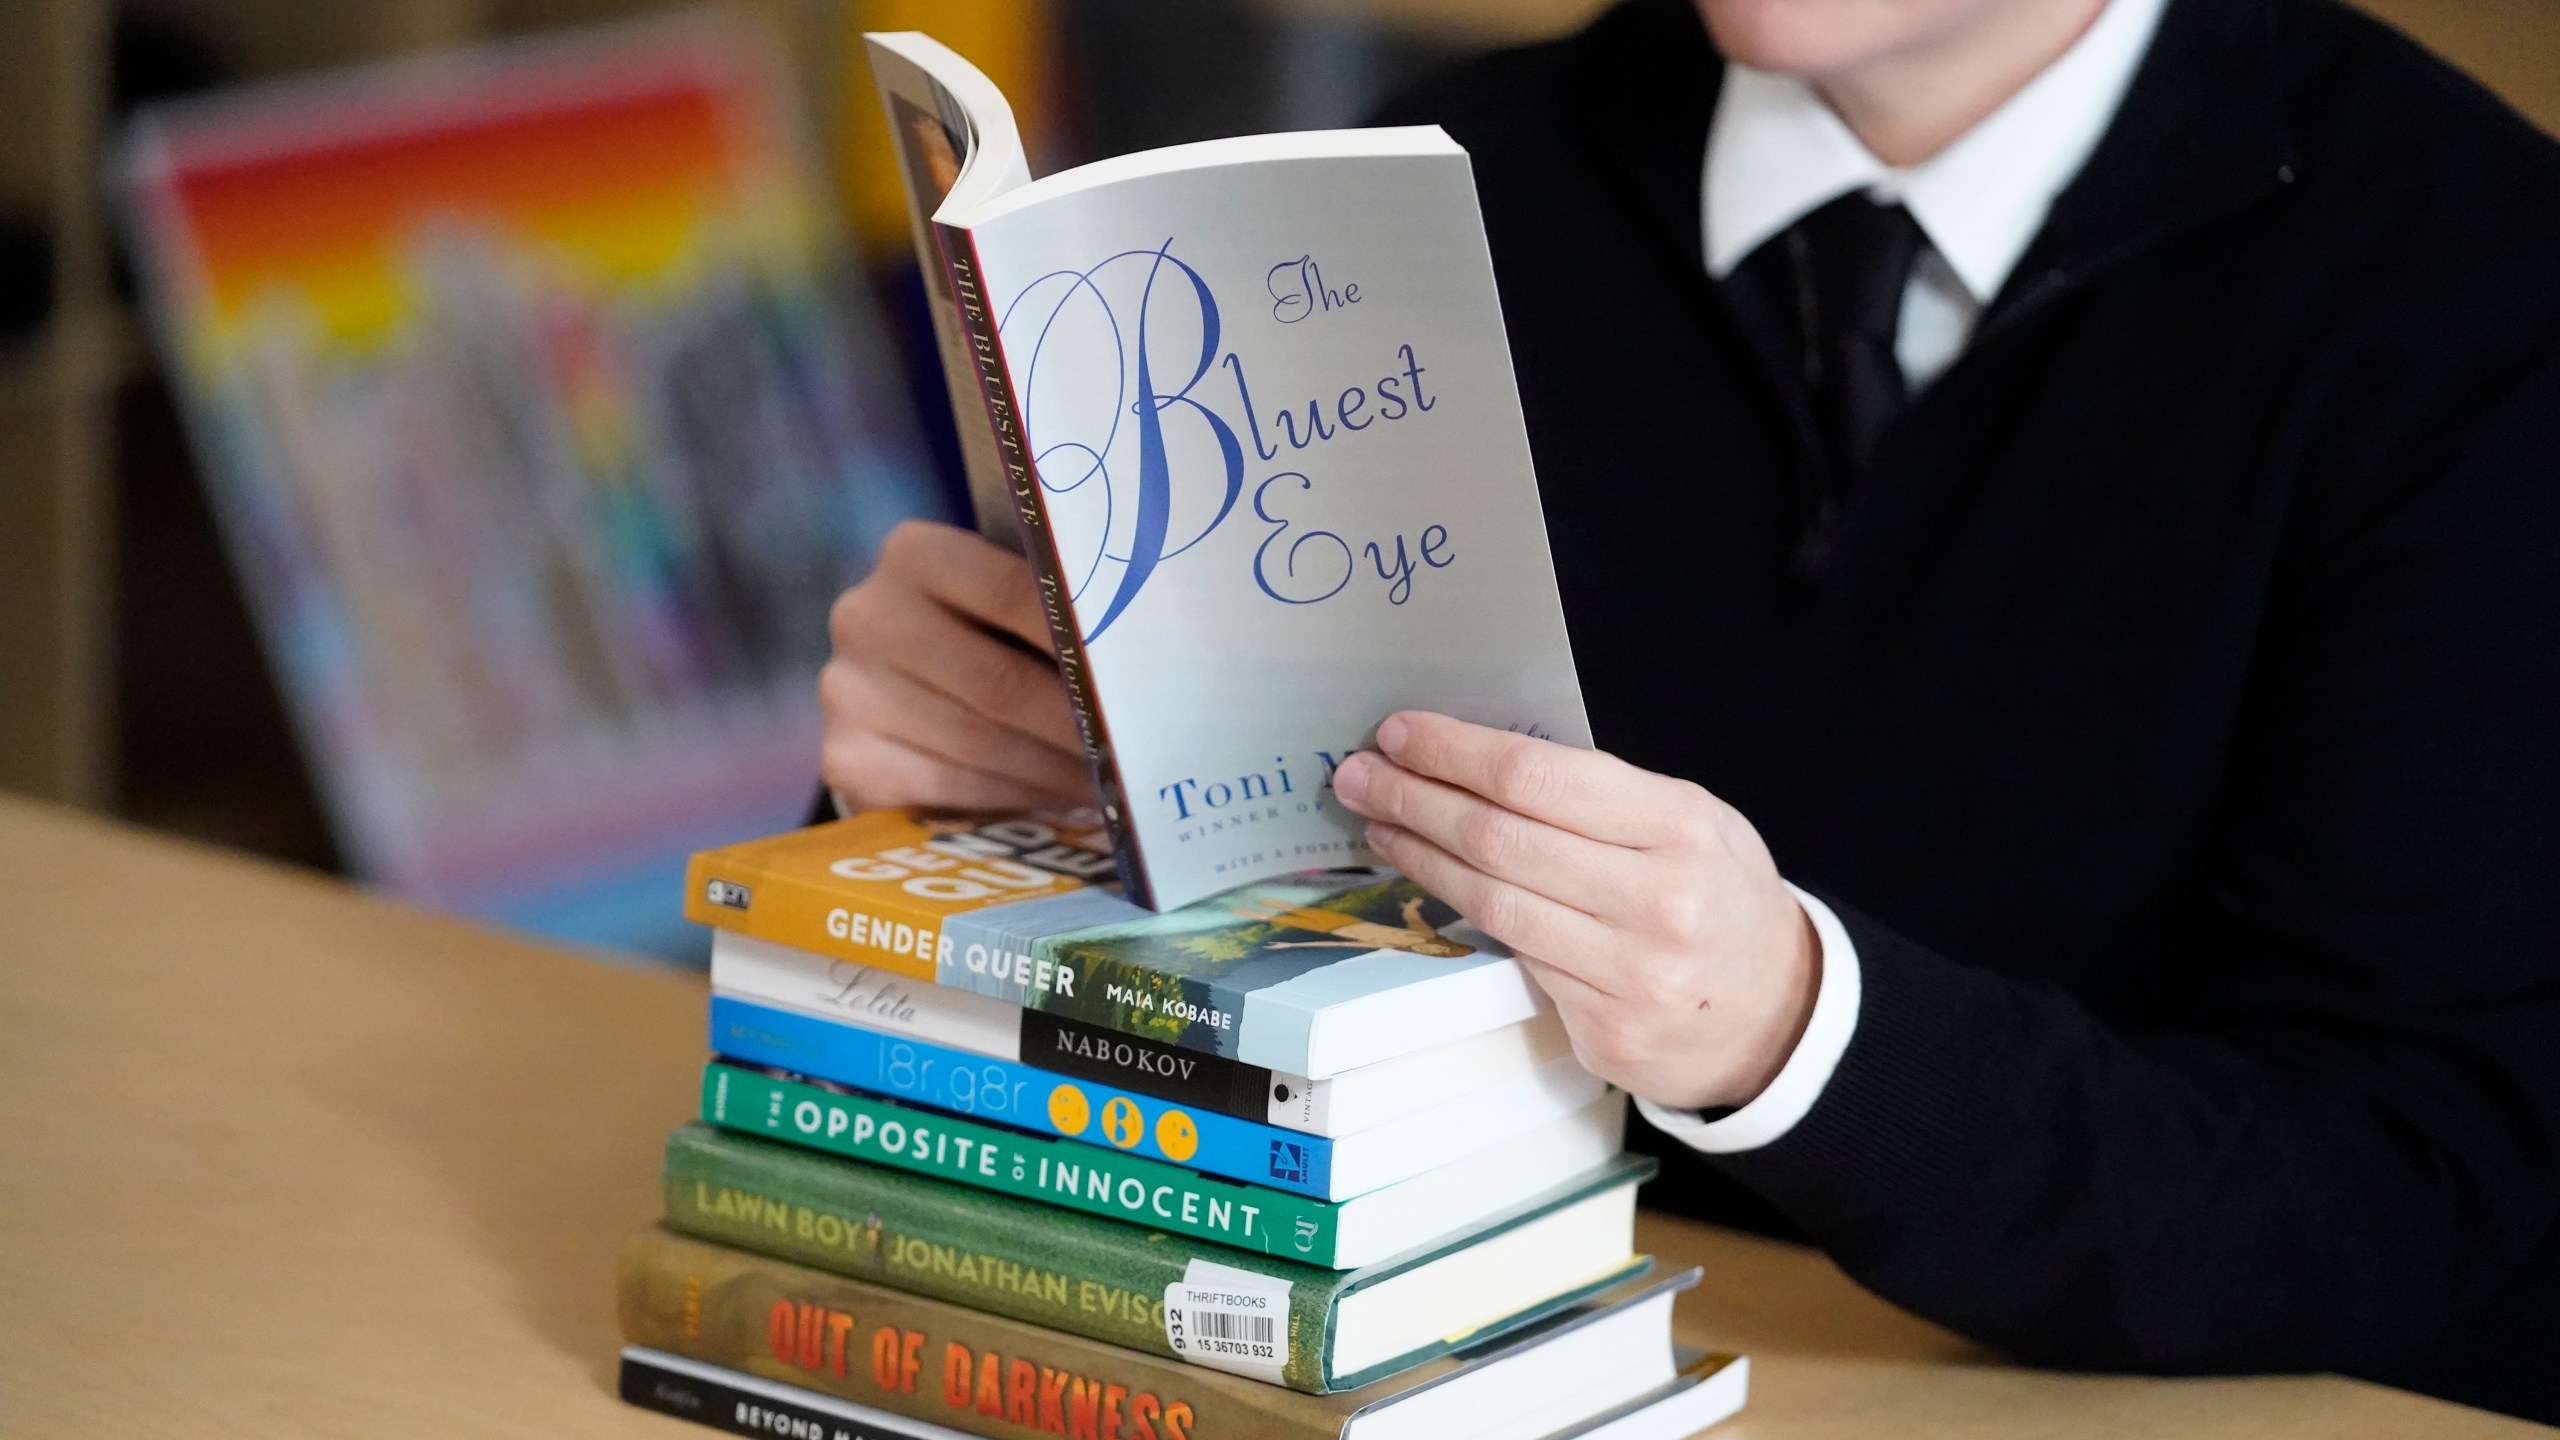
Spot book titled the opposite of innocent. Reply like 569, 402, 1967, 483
865, 33, 1591, 911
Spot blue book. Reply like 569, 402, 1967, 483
710, 993, 1606, 1202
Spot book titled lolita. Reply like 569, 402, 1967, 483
867, 34, 1591, 911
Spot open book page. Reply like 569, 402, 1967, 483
863, 32, 1034, 546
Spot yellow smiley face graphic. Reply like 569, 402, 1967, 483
1154, 1109, 1200, 1163
1100, 1095, 1145, 1149
1047, 1084, 1091, 1135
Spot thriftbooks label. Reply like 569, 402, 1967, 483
1164, 1260, 1293, 1385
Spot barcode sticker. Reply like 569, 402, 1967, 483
1163, 1260, 1292, 1385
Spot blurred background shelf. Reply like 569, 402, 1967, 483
1, 0, 2552, 916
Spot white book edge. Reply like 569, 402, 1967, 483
710, 929, 1026, 1060
1346, 1289, 1677, 1440
1287, 952, 1549, 1079
1306, 1010, 1573, 1134
1333, 1093, 1628, 1268
1328, 1053, 1609, 1198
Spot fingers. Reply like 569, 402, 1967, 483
1363, 821, 1620, 986
878, 520, 1057, 657
1332, 751, 1656, 918
820, 659, 1093, 804
1516, 952, 1617, 1007
833, 574, 1085, 756
1372, 711, 1698, 849
822, 727, 1082, 813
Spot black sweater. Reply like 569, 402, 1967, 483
1378, 0, 2560, 1420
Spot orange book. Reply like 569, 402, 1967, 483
685, 809, 1126, 985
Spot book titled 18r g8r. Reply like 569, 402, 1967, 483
866, 32, 1590, 911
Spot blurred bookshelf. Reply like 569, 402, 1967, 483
0, 0, 2552, 878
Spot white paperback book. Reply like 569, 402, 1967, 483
867, 33, 1591, 911
708, 927, 1578, 1134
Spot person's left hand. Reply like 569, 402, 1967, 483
1330, 711, 1821, 1111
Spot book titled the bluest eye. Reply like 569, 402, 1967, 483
868, 33, 1591, 911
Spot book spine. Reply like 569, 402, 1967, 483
713, 997, 1338, 1197
621, 1226, 1337, 1440
703, 1062, 1345, 1265
662, 1123, 1339, 1392
684, 812, 1122, 984
687, 852, 945, 984
932, 221, 1151, 907
711, 931, 1306, 1129
620, 1350, 945, 1440
1019, 1010, 1293, 1129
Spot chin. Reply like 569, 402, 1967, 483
1693, 0, 1949, 76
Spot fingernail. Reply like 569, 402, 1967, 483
1333, 752, 1372, 803
1376, 714, 1410, 756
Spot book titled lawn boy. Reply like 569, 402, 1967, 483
685, 810, 1547, 1078
866, 33, 1591, 911
662, 1123, 1653, 1393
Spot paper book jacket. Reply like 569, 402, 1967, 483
686, 810, 1543, 1076
951, 135, 1591, 912
619, 1225, 1687, 1440
662, 1122, 1653, 1393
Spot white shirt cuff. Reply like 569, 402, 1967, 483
1633, 882, 1863, 1154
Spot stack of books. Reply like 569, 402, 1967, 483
613, 806, 1749, 1440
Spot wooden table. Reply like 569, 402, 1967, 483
0, 796, 2544, 1439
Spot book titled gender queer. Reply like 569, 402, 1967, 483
866, 33, 1591, 911
685, 810, 1549, 1078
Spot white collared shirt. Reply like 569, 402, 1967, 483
1701, 0, 2170, 388
1636, 0, 2167, 1155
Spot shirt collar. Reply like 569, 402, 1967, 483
1703, 0, 2171, 303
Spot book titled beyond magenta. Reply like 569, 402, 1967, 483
869, 34, 1591, 911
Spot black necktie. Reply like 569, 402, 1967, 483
1789, 192, 1925, 483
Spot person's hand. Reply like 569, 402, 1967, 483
1331, 711, 1819, 1111
820, 520, 1097, 812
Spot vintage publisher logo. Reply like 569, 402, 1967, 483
703, 878, 751, 910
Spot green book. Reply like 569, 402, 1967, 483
700, 1061, 1630, 1269
619, 1225, 1709, 1440
663, 1122, 1654, 1393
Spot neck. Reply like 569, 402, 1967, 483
1812, 0, 2110, 166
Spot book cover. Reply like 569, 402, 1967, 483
685, 809, 1134, 990
711, 996, 1607, 1200
661, 1123, 1653, 1392
713, 929, 1577, 1138
712, 930, 1304, 1130
117, 17, 938, 956
619, 1227, 1696, 1440
622, 1346, 962, 1440
866, 33, 1590, 911
619, 1347, 1748, 1440
687, 812, 1543, 1078
703, 1061, 1336, 1261
711, 996, 1352, 1196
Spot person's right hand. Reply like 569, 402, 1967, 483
819, 520, 1096, 812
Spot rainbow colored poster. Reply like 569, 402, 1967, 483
120, 16, 943, 955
